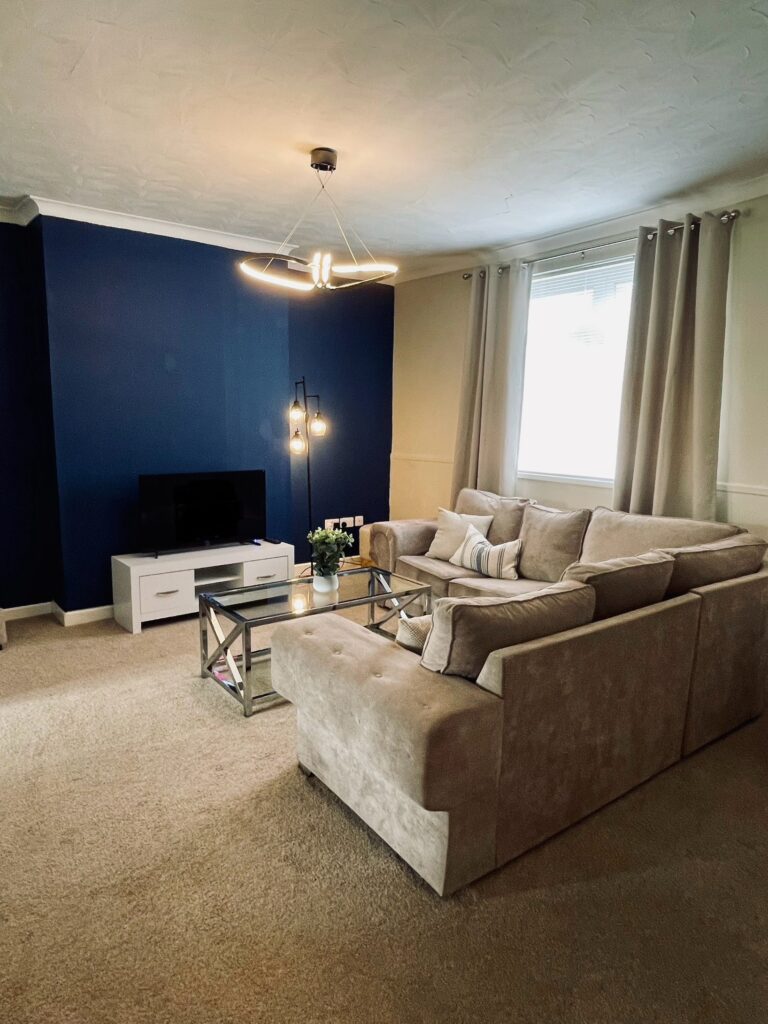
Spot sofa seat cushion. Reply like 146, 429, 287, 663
396, 554, 482, 598
421, 581, 596, 680
454, 488, 529, 544
518, 504, 591, 582
561, 551, 674, 620
658, 533, 768, 597
581, 506, 741, 563
271, 614, 503, 811
447, 577, 554, 599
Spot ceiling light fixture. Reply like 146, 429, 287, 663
238, 147, 397, 293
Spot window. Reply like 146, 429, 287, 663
517, 255, 634, 481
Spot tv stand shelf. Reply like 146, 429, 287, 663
111, 543, 295, 634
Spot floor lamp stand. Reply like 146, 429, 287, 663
289, 376, 328, 561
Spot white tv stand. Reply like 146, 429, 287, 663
111, 542, 295, 634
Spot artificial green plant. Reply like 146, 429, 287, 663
307, 527, 354, 577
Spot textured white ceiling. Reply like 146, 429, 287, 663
2, 0, 768, 266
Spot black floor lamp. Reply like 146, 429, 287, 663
289, 376, 327, 537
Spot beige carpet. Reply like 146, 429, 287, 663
1, 614, 768, 1024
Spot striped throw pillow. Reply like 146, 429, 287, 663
449, 525, 521, 580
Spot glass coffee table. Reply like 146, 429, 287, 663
198, 566, 431, 716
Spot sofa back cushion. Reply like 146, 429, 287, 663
454, 488, 528, 545
581, 506, 741, 563
658, 533, 767, 597
425, 507, 493, 561
518, 504, 591, 582
420, 580, 595, 680
561, 551, 674, 620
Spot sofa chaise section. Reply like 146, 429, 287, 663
271, 613, 504, 896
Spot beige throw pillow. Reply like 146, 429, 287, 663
420, 581, 595, 680
395, 614, 433, 654
518, 504, 591, 582
657, 533, 767, 597
449, 525, 521, 580
561, 551, 674, 620
425, 507, 493, 561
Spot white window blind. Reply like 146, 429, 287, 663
517, 255, 634, 481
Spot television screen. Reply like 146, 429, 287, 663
138, 470, 266, 553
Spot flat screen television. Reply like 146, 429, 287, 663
138, 470, 267, 553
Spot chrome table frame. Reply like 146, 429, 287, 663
199, 567, 431, 717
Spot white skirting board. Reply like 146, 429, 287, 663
52, 604, 114, 627
3, 602, 113, 627
3, 602, 54, 621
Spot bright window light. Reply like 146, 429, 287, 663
517, 256, 634, 481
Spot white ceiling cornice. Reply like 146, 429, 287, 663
0, 195, 39, 226
396, 170, 768, 283
0, 195, 293, 254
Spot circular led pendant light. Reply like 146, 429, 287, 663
239, 148, 398, 293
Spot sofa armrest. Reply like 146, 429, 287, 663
367, 519, 438, 572
271, 614, 502, 810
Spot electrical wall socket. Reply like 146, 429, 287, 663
325, 516, 364, 530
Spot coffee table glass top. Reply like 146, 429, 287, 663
201, 566, 429, 626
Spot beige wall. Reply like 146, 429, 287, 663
391, 192, 768, 534
717, 193, 768, 535
390, 269, 472, 518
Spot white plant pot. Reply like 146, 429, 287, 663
312, 573, 339, 594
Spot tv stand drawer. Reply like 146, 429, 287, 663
140, 570, 195, 615
242, 556, 289, 586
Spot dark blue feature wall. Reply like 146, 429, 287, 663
35, 217, 393, 610
289, 285, 393, 561
0, 222, 61, 608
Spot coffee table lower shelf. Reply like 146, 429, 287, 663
198, 567, 431, 716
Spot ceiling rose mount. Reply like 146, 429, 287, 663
309, 147, 337, 173
238, 147, 397, 294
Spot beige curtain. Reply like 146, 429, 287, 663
451, 261, 532, 503
613, 212, 736, 520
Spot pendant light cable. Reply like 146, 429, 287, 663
316, 171, 358, 264
263, 181, 326, 273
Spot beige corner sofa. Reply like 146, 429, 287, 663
271, 490, 768, 896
